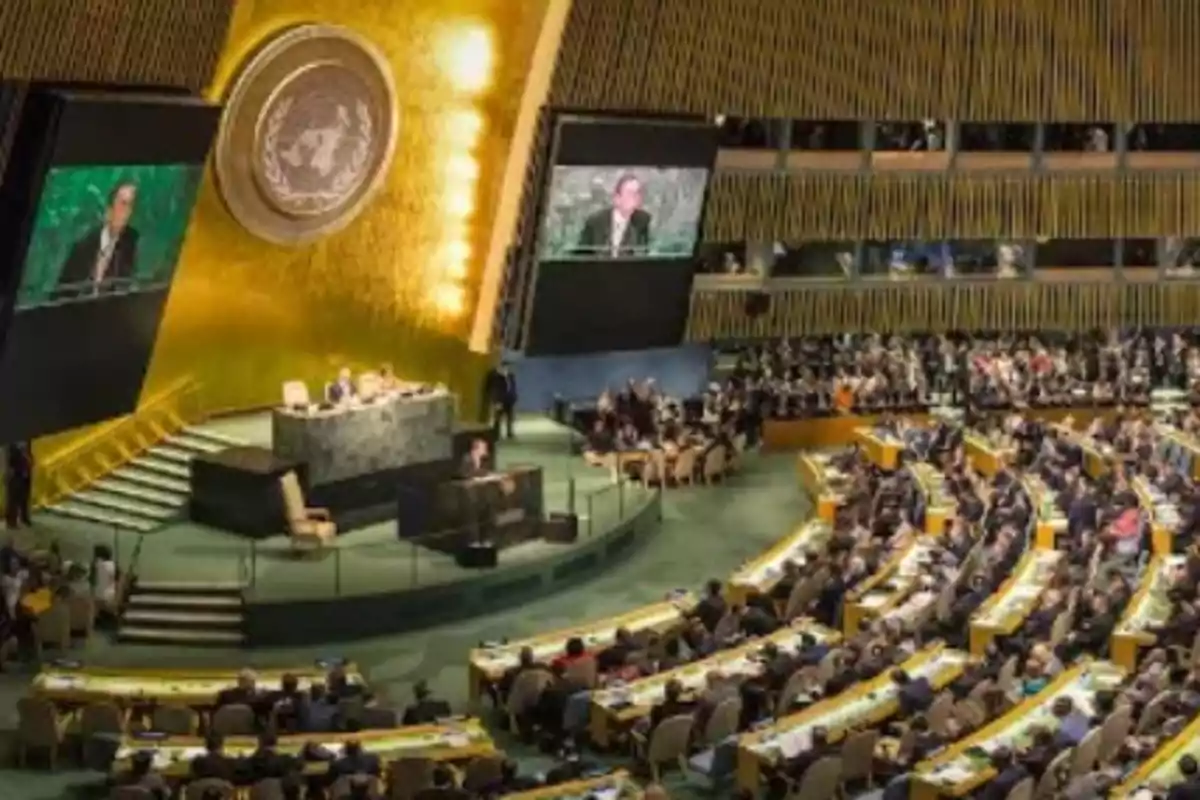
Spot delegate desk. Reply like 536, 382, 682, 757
855, 427, 904, 471
272, 388, 455, 487
503, 771, 632, 800
112, 721, 495, 780
1051, 423, 1112, 481
843, 541, 938, 637
911, 660, 1125, 799
968, 550, 1062, 656
1111, 554, 1184, 671
1025, 476, 1067, 550
911, 463, 953, 535
735, 644, 968, 792
962, 433, 1014, 478
466, 594, 696, 703
797, 454, 846, 524
1133, 475, 1180, 555
32, 663, 364, 708
1112, 713, 1200, 798
726, 520, 833, 606
587, 619, 840, 748
761, 415, 932, 453
426, 465, 544, 554
1155, 423, 1200, 482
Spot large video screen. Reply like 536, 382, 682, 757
539, 166, 709, 261
522, 116, 720, 356
0, 90, 219, 442
18, 164, 203, 308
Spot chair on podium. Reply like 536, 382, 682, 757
279, 470, 337, 553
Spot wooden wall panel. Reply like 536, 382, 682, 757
0, 0, 233, 91
552, 0, 1200, 122
687, 282, 1200, 340
703, 173, 1200, 241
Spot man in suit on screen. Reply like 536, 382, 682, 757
574, 173, 652, 258
56, 181, 140, 298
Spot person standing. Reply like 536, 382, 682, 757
4, 442, 33, 529
483, 362, 518, 440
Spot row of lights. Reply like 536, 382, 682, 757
431, 25, 494, 319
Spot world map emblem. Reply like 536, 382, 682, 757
214, 25, 398, 244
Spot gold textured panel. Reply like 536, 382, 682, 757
703, 172, 1200, 241
0, 0, 233, 91
687, 283, 1200, 341
552, 0, 1200, 121
32, 0, 552, 471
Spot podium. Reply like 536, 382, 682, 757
416, 465, 545, 555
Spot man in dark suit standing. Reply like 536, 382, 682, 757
574, 174, 652, 258
4, 441, 33, 529
483, 362, 518, 440
56, 181, 140, 299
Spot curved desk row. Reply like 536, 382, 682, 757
911, 660, 1125, 799
843, 541, 939, 637
587, 618, 840, 748
504, 771, 632, 800
911, 462, 954, 535
1113, 713, 1200, 798
735, 644, 969, 792
1111, 554, 1184, 671
113, 720, 495, 779
726, 520, 832, 606
1134, 475, 1181, 557
969, 550, 1062, 657
32, 663, 365, 708
856, 427, 906, 471
1024, 475, 1068, 551
467, 594, 697, 703
797, 453, 846, 524
963, 433, 1015, 478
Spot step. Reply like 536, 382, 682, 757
118, 626, 245, 646
133, 580, 246, 594
166, 434, 227, 455
114, 468, 190, 495
46, 501, 158, 533
147, 445, 198, 464
72, 490, 177, 520
130, 456, 191, 479
93, 478, 188, 508
129, 592, 243, 609
123, 609, 243, 627
182, 426, 249, 448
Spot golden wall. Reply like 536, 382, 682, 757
703, 172, 1200, 242
551, 0, 1200, 121
139, 0, 552, 420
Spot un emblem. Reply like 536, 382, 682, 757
214, 25, 398, 245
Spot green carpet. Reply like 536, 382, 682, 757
0, 424, 809, 798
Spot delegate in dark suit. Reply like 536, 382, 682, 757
4, 442, 33, 529
56, 226, 139, 293
483, 365, 518, 439
575, 207, 651, 257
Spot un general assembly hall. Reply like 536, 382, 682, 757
11, 0, 1200, 799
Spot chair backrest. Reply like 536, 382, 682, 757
210, 703, 256, 736
1004, 776, 1035, 800
184, 779, 235, 800
563, 656, 597, 688
712, 612, 740, 643
646, 714, 693, 764
279, 471, 306, 522
794, 755, 842, 800
672, 448, 697, 481
282, 380, 309, 407
249, 778, 284, 800
1034, 750, 1069, 799
17, 696, 58, 743
111, 788, 155, 800
777, 668, 814, 716
1049, 610, 1073, 647
839, 729, 879, 781
1068, 726, 1102, 777
387, 757, 434, 800
703, 445, 727, 477
79, 701, 125, 735
702, 697, 742, 744
1136, 689, 1173, 734
150, 704, 197, 735
506, 669, 553, 715
461, 756, 505, 792
1097, 704, 1133, 764
67, 593, 95, 632
36, 603, 70, 644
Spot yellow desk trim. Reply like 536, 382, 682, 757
502, 770, 631, 799
968, 550, 1060, 657
1111, 712, 1200, 798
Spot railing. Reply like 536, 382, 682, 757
206, 477, 663, 604
33, 376, 202, 507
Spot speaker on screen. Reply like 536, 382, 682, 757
0, 89, 220, 442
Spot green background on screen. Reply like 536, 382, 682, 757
18, 163, 204, 307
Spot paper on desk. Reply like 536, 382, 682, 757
858, 593, 890, 609
931, 763, 976, 784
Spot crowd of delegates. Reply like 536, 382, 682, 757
579, 378, 756, 479
719, 329, 1200, 420
490, 407, 1200, 799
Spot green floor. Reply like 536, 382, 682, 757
0, 431, 810, 798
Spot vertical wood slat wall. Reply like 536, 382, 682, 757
703, 173, 1200, 241
686, 283, 1200, 340
551, 0, 1200, 121
0, 0, 233, 92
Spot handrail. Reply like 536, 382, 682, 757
123, 531, 148, 590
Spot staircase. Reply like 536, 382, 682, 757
43, 426, 249, 533
119, 580, 246, 646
